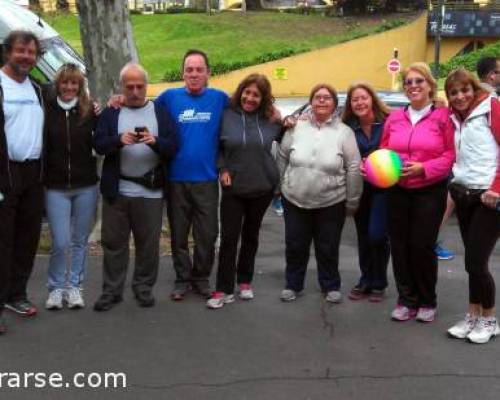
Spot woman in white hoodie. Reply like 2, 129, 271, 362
445, 68, 500, 344
277, 83, 362, 303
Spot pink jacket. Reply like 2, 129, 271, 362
380, 106, 455, 189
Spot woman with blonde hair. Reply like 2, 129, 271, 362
445, 68, 500, 343
44, 63, 98, 310
380, 62, 455, 322
342, 82, 391, 302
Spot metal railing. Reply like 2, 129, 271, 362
429, 1, 500, 10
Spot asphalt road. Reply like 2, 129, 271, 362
1, 210, 499, 400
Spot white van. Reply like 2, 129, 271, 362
0, 0, 85, 82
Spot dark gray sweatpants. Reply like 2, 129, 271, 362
101, 196, 163, 296
167, 181, 219, 289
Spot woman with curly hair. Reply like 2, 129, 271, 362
207, 74, 282, 309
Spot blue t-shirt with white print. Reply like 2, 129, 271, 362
156, 87, 229, 182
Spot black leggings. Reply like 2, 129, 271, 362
450, 186, 500, 309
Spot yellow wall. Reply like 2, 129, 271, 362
149, 13, 429, 97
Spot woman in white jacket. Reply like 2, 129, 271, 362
277, 83, 362, 303
445, 68, 500, 344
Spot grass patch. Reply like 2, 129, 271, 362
44, 11, 416, 83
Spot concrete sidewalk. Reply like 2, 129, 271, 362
1, 211, 499, 400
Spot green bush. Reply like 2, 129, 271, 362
433, 41, 500, 78
162, 48, 309, 82
374, 19, 405, 33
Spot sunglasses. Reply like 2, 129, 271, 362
404, 78, 426, 86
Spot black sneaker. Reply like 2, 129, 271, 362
0, 315, 6, 335
134, 291, 155, 308
4, 299, 37, 316
192, 282, 211, 298
93, 293, 123, 312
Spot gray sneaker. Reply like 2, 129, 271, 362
280, 289, 298, 302
46, 289, 64, 310
66, 287, 85, 309
325, 290, 342, 303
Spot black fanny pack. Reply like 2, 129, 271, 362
449, 182, 484, 206
120, 165, 165, 190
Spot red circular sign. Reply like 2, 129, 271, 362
387, 59, 401, 73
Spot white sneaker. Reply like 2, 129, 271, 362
448, 314, 477, 339
280, 289, 297, 302
45, 289, 64, 310
467, 317, 500, 344
238, 284, 254, 300
325, 290, 342, 303
206, 292, 235, 309
66, 287, 85, 309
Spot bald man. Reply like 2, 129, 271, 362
92, 63, 177, 311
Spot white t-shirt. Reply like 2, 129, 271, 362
409, 103, 432, 126
0, 70, 44, 161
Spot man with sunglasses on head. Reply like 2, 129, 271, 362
477, 57, 500, 98
93, 63, 177, 312
0, 31, 45, 335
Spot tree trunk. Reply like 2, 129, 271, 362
76, 0, 138, 105
76, 0, 138, 242
241, 0, 246, 12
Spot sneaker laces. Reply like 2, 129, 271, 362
67, 287, 81, 302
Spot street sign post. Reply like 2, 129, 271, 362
387, 58, 401, 91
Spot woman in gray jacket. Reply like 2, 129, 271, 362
207, 74, 282, 309
278, 83, 362, 303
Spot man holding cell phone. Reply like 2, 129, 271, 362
92, 63, 177, 311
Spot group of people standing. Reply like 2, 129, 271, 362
0, 29, 499, 345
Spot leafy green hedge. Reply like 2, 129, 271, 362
163, 48, 307, 82
432, 40, 500, 78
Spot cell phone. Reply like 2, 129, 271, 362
134, 126, 147, 141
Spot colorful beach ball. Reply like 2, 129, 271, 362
364, 149, 402, 189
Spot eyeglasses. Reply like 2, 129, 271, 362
404, 78, 426, 86
313, 95, 334, 102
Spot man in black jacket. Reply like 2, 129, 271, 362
0, 31, 45, 335
92, 63, 177, 312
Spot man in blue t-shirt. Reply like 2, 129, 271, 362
156, 49, 229, 300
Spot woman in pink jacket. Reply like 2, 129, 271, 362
380, 62, 455, 323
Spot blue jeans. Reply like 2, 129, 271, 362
45, 185, 98, 291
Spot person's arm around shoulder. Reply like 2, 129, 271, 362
276, 125, 296, 181
92, 107, 123, 155
341, 125, 363, 213
151, 102, 178, 161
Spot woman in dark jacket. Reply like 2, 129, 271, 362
207, 74, 282, 309
342, 82, 391, 302
44, 63, 98, 310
